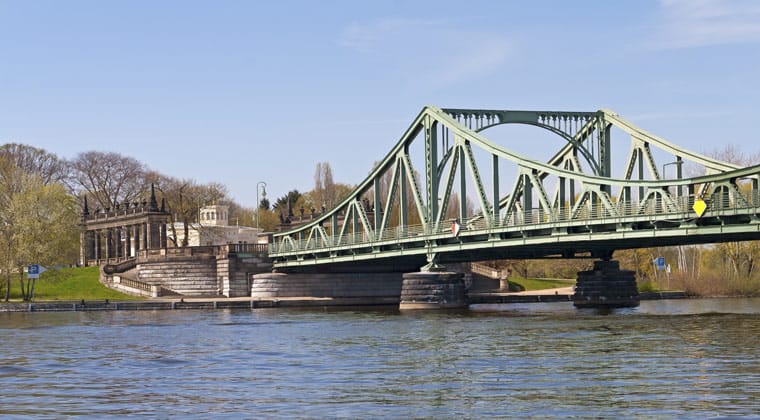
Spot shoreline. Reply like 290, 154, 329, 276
0, 290, 693, 313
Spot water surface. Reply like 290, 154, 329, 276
1, 298, 759, 418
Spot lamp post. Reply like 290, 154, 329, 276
662, 158, 683, 199
661, 160, 683, 179
256, 181, 267, 233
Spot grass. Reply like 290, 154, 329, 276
509, 277, 576, 291
637, 281, 660, 293
2, 266, 134, 302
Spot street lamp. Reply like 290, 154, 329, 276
662, 160, 683, 179
662, 159, 683, 198
256, 181, 267, 233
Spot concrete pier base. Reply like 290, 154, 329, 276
573, 260, 639, 308
251, 272, 402, 302
399, 271, 467, 310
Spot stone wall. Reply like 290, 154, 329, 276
251, 272, 403, 300
218, 255, 273, 298
98, 245, 273, 298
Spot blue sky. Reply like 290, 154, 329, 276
2, 0, 759, 207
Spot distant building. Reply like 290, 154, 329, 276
167, 204, 264, 247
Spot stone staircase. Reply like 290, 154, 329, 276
137, 255, 221, 296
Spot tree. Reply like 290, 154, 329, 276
256, 208, 280, 232
0, 157, 78, 301
226, 201, 253, 227
705, 145, 760, 284
0, 143, 71, 187
313, 162, 336, 209
273, 190, 302, 214
155, 177, 228, 247
69, 151, 146, 210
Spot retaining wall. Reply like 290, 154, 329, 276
251, 272, 403, 300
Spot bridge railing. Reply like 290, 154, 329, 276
270, 191, 760, 255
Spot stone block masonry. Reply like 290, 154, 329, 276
573, 260, 639, 308
251, 272, 403, 300
137, 255, 219, 296
100, 245, 273, 298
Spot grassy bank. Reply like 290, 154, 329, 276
509, 277, 575, 291
2, 266, 133, 302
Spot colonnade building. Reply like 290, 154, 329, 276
79, 186, 170, 266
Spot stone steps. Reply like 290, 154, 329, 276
138, 260, 220, 296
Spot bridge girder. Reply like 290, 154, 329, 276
271, 106, 760, 271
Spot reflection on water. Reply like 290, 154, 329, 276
1, 298, 758, 418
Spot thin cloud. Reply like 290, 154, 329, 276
338, 18, 512, 87
656, 0, 760, 48
432, 38, 512, 86
339, 18, 441, 53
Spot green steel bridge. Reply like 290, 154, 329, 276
269, 106, 760, 273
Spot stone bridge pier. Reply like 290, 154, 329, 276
572, 259, 639, 308
398, 271, 467, 310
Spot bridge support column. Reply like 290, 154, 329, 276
251, 272, 403, 304
399, 271, 467, 310
573, 260, 639, 308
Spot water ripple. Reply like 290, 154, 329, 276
0, 298, 758, 418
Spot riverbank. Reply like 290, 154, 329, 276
0, 290, 690, 312
0, 296, 402, 312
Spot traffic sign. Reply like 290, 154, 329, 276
654, 257, 666, 271
693, 198, 707, 217
27, 264, 47, 279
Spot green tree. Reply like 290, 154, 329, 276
0, 157, 78, 301
273, 190, 302, 215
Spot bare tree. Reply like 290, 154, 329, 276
69, 151, 146, 210
313, 162, 336, 209
707, 144, 760, 282
0, 143, 70, 187
157, 177, 229, 247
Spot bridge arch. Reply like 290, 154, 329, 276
478, 119, 600, 176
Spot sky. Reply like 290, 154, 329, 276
2, 0, 760, 207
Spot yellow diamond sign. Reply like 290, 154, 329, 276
693, 198, 707, 217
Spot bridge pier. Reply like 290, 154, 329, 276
399, 271, 467, 310
572, 260, 639, 308
250, 272, 403, 304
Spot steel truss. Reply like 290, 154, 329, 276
270, 106, 760, 270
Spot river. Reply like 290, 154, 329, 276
1, 298, 759, 418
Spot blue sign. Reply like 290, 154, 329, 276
27, 264, 46, 279
655, 257, 666, 271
